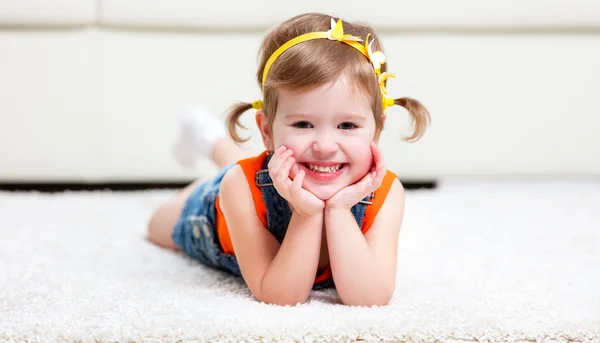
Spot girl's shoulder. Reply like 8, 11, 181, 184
219, 163, 260, 220
220, 152, 269, 226
374, 173, 405, 221
221, 150, 270, 190
221, 163, 245, 188
379, 171, 404, 209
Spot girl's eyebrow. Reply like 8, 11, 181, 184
339, 113, 368, 123
284, 113, 367, 122
284, 112, 312, 120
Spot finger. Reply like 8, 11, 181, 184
345, 171, 369, 198
267, 147, 283, 172
290, 161, 300, 178
276, 156, 295, 186
368, 142, 378, 172
274, 147, 293, 166
269, 147, 293, 173
371, 142, 382, 166
358, 172, 375, 192
271, 145, 287, 162
290, 170, 305, 198
284, 156, 296, 177
370, 171, 382, 189
371, 143, 386, 177
275, 145, 287, 155
370, 170, 385, 191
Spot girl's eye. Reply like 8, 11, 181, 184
293, 121, 313, 129
338, 122, 358, 130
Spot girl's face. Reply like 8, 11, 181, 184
258, 75, 381, 200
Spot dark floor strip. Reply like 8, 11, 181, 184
0, 180, 437, 192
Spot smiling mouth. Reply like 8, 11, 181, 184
302, 163, 346, 173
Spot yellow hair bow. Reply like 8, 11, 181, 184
365, 34, 386, 75
378, 72, 396, 95
326, 18, 362, 43
252, 100, 263, 109
382, 97, 395, 110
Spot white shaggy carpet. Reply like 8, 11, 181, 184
1, 179, 599, 343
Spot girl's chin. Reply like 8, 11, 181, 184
303, 183, 344, 201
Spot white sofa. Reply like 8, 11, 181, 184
1, 0, 600, 182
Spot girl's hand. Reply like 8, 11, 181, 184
325, 142, 387, 211
268, 146, 325, 218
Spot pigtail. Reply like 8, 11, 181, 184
395, 97, 431, 142
226, 102, 254, 143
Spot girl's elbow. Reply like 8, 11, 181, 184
257, 296, 308, 306
254, 290, 309, 306
342, 294, 393, 307
339, 285, 395, 307
374, 290, 394, 306
378, 282, 396, 306
262, 298, 307, 306
376, 278, 396, 306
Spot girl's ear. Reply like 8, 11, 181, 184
255, 110, 274, 151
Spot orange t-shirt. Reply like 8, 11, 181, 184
215, 151, 397, 283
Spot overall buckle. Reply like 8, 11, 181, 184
255, 169, 273, 187
359, 192, 375, 205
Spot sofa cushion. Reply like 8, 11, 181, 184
98, 0, 600, 30
0, 0, 96, 26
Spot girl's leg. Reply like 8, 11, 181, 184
146, 178, 206, 250
146, 108, 252, 249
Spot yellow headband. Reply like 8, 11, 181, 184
252, 18, 397, 111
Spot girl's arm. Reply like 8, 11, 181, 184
220, 164, 323, 306
325, 179, 405, 306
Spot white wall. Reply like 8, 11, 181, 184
1, 4, 600, 181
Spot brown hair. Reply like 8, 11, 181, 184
226, 12, 430, 143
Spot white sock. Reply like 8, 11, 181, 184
172, 107, 226, 169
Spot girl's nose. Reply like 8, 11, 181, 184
312, 132, 339, 155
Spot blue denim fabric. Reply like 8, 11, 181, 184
171, 164, 241, 277
172, 154, 371, 290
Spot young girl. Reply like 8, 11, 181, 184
147, 12, 430, 307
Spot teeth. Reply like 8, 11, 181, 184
306, 163, 342, 173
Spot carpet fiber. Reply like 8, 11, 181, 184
1, 179, 599, 342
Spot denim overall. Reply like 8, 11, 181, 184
172, 153, 373, 290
